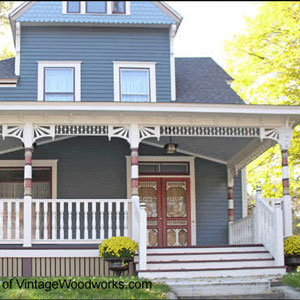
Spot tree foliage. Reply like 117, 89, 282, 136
225, 2, 300, 231
0, 1, 13, 30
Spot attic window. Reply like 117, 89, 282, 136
64, 2, 129, 15
112, 1, 125, 14
67, 1, 80, 13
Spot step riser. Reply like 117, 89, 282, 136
137, 260, 275, 270
147, 247, 266, 254
139, 268, 286, 279
143, 253, 272, 262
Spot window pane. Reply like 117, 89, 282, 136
45, 94, 74, 102
86, 1, 106, 13
161, 163, 189, 174
113, 1, 125, 13
139, 164, 160, 174
121, 69, 150, 102
67, 1, 80, 13
45, 68, 74, 93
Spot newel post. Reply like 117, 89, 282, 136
279, 127, 293, 237
23, 123, 34, 247
253, 188, 262, 244
274, 200, 284, 265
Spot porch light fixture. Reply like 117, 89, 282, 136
164, 138, 178, 154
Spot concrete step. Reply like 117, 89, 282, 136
142, 251, 272, 262
147, 245, 266, 254
136, 258, 275, 270
138, 266, 286, 279
179, 292, 284, 299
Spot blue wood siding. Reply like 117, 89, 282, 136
0, 26, 171, 102
0, 137, 242, 245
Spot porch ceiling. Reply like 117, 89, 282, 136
144, 136, 276, 170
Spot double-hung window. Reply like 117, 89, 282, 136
38, 61, 81, 102
112, 1, 126, 14
86, 1, 106, 13
44, 67, 74, 101
120, 68, 150, 102
67, 1, 81, 13
114, 62, 156, 102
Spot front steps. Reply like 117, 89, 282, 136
163, 276, 284, 299
137, 245, 286, 279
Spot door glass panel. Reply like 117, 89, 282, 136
166, 181, 187, 218
138, 181, 157, 217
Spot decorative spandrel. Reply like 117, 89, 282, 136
138, 181, 158, 218
166, 182, 187, 218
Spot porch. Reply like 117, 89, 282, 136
0, 102, 299, 277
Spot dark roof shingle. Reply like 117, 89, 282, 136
175, 57, 245, 104
0, 58, 18, 79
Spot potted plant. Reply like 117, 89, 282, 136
284, 235, 300, 272
99, 236, 138, 276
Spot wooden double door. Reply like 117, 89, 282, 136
139, 178, 191, 247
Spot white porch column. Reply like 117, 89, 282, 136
129, 124, 140, 243
279, 127, 293, 237
227, 167, 235, 224
23, 123, 34, 247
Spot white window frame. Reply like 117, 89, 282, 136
0, 160, 58, 199
62, 1, 130, 15
37, 61, 82, 102
113, 61, 156, 102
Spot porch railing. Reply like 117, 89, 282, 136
229, 189, 284, 266
0, 198, 132, 243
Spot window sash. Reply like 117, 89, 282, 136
120, 68, 150, 102
86, 1, 107, 13
44, 67, 75, 102
67, 1, 81, 13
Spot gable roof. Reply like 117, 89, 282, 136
0, 58, 18, 79
175, 57, 245, 104
10, 1, 181, 26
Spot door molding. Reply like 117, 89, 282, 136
126, 156, 196, 245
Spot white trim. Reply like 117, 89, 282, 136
113, 61, 157, 103
125, 1, 131, 15
15, 22, 21, 76
126, 155, 197, 246
0, 160, 58, 199
81, 1, 86, 14
0, 249, 99, 257
107, 1, 112, 14
37, 61, 82, 102
241, 167, 248, 218
62, 1, 67, 14
169, 24, 176, 101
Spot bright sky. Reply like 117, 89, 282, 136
1, 1, 259, 68
168, 1, 259, 67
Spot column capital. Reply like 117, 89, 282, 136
279, 127, 293, 151
227, 166, 235, 187
129, 124, 140, 149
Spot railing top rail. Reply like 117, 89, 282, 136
0, 198, 132, 203
230, 215, 252, 226
256, 196, 274, 214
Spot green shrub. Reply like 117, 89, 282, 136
284, 235, 300, 256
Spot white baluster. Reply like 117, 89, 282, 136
15, 201, 20, 240
100, 202, 104, 240
76, 202, 80, 240
116, 202, 120, 237
44, 202, 48, 240
84, 202, 88, 240
92, 202, 96, 240
36, 201, 40, 240
124, 201, 128, 237
7, 202, 12, 240
52, 202, 57, 240
0, 201, 3, 240
60, 202, 64, 240
108, 202, 112, 238
68, 202, 72, 240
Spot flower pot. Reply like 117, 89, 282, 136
285, 255, 300, 272
105, 258, 132, 276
